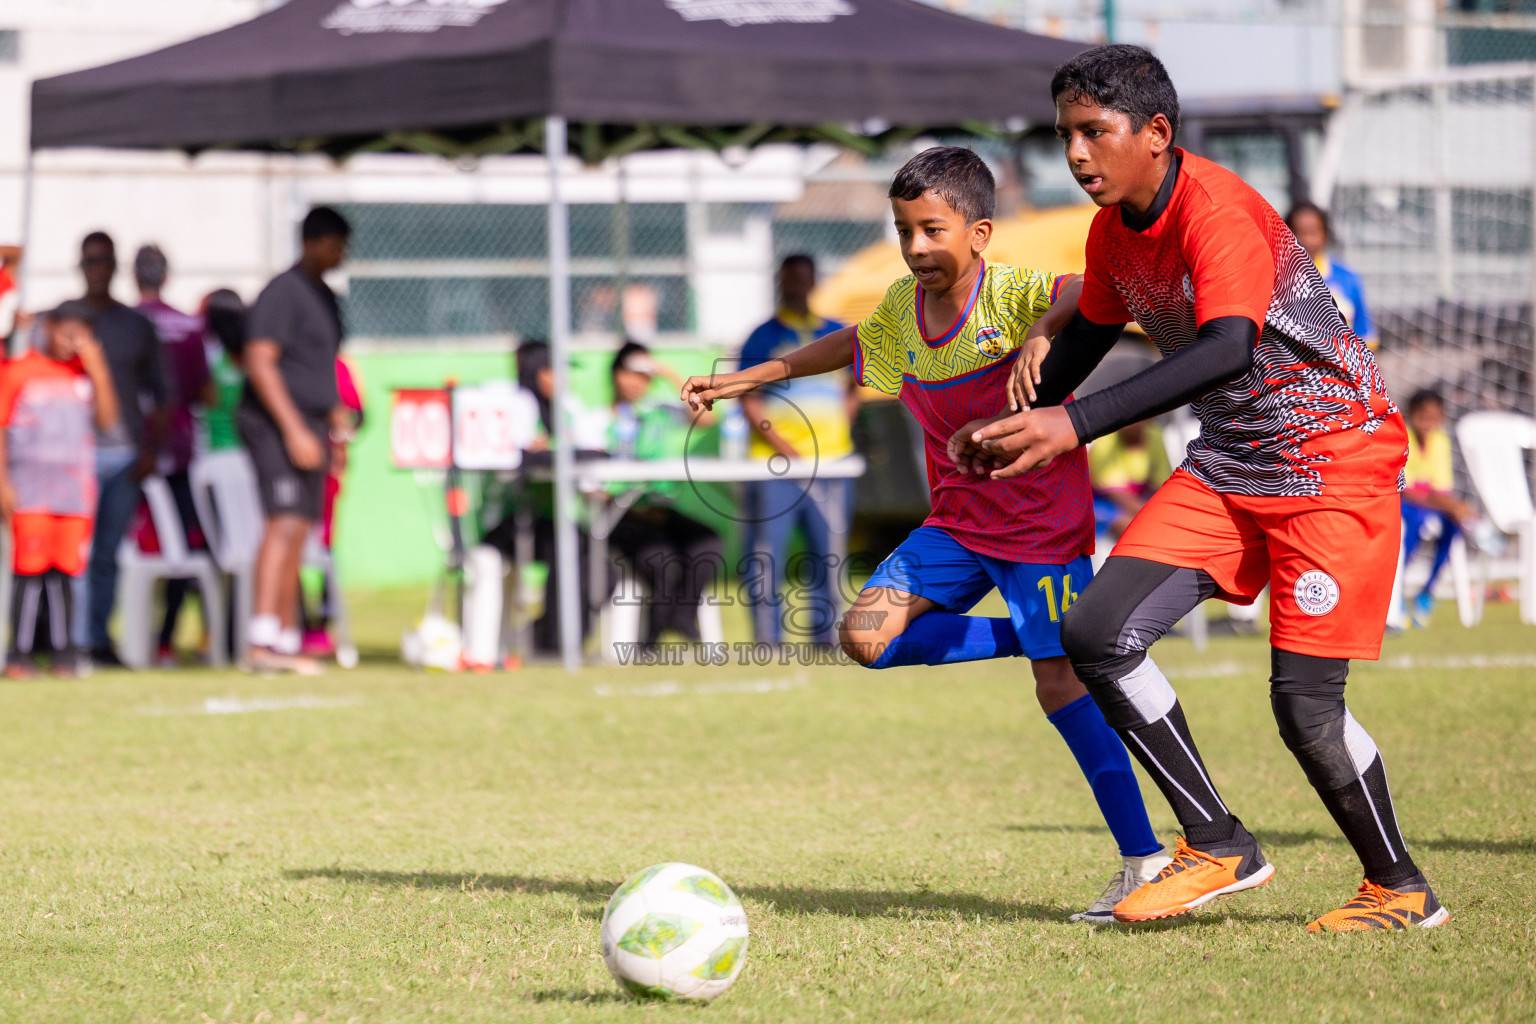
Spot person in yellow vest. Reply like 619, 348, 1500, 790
1401, 389, 1476, 626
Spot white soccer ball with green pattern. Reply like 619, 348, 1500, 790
600, 862, 749, 1001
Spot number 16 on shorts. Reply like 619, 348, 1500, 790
1037, 572, 1079, 622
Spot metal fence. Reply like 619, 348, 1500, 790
333, 150, 901, 349
936, 0, 1536, 71
1325, 64, 1536, 421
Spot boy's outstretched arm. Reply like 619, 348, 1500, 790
1008, 274, 1083, 412
681, 326, 855, 411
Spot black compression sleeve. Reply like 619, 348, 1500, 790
1030, 312, 1126, 408
1063, 315, 1258, 444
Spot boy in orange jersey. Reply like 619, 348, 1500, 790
0, 301, 119, 677
962, 45, 1446, 931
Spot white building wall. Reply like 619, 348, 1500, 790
0, 1, 271, 310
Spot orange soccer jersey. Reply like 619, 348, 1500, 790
1080, 149, 1406, 499
1081, 151, 1405, 658
0, 352, 98, 576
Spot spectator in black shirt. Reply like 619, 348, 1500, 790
238, 207, 353, 673
77, 231, 169, 667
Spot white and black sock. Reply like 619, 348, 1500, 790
1113, 663, 1236, 845
1271, 649, 1419, 888
1062, 557, 1239, 846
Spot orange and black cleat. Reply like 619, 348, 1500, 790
1308, 876, 1449, 932
1113, 822, 1274, 923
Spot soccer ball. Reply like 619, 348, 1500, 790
599, 862, 749, 1001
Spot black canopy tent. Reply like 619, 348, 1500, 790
32, 0, 1084, 157
30, 0, 1087, 670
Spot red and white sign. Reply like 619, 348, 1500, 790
389, 388, 453, 469
452, 382, 539, 470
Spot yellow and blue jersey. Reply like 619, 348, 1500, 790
853, 260, 1092, 564
853, 260, 1066, 397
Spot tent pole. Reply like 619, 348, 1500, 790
12, 149, 35, 352
613, 157, 629, 334
547, 114, 582, 673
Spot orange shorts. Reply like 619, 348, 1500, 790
12, 513, 92, 577
1112, 470, 1400, 660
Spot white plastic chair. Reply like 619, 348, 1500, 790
600, 574, 725, 664
190, 451, 357, 665
1160, 413, 1269, 630
1085, 436, 1115, 572
1455, 411, 1536, 625
1389, 508, 1479, 629
116, 476, 228, 669
462, 543, 508, 670
189, 451, 264, 658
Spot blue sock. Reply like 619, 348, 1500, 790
865, 612, 1021, 669
1047, 694, 1162, 858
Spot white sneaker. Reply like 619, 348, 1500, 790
1070, 849, 1173, 924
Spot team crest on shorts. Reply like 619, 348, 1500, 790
975, 325, 1004, 357
1293, 569, 1340, 616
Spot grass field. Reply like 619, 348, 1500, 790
2, 591, 1532, 1023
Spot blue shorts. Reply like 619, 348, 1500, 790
864, 526, 1093, 660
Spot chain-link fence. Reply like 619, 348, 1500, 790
332, 149, 901, 350
1326, 65, 1535, 423
934, 0, 1536, 72
1447, 0, 1536, 65
336, 200, 692, 343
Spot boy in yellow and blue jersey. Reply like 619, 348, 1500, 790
684, 147, 1167, 922
1401, 389, 1476, 626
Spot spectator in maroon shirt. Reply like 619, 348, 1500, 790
135, 245, 213, 666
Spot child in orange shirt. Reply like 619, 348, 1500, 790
0, 301, 119, 677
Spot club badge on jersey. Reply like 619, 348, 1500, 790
975, 324, 1004, 357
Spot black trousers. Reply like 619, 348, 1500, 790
609, 506, 724, 644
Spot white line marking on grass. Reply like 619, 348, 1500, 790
1377, 652, 1536, 671
1159, 650, 1536, 684
593, 675, 807, 698
695, 675, 808, 695
1164, 661, 1253, 681
138, 695, 364, 716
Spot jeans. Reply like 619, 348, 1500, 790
74, 448, 143, 651
743, 477, 851, 645
1401, 501, 1460, 599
